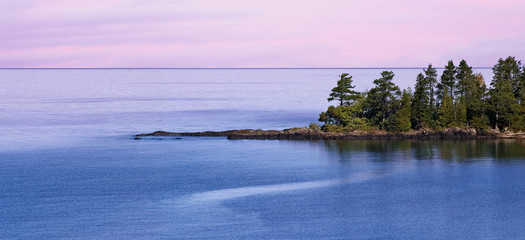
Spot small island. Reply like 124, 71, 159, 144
137, 57, 525, 140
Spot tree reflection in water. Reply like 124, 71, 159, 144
322, 139, 525, 162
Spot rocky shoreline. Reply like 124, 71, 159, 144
135, 128, 525, 140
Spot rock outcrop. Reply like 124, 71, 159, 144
135, 127, 517, 140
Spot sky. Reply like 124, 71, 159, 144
1, 0, 524, 68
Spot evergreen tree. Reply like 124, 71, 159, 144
465, 73, 487, 126
454, 60, 481, 127
317, 57, 525, 133
520, 66, 525, 103
363, 71, 401, 129
411, 73, 431, 129
455, 60, 473, 98
492, 57, 522, 99
319, 96, 370, 132
437, 89, 454, 128
488, 74, 518, 131
470, 75, 490, 132
320, 75, 369, 131
327, 73, 359, 106
439, 60, 456, 102
470, 115, 490, 133
424, 64, 438, 122
319, 105, 348, 126
517, 68, 525, 130
386, 89, 412, 132
454, 96, 467, 127
489, 57, 523, 130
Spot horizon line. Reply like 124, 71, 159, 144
0, 67, 494, 70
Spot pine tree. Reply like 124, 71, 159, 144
319, 96, 371, 132
455, 60, 473, 100
520, 66, 525, 103
320, 75, 368, 131
454, 96, 467, 127
363, 71, 401, 129
439, 60, 456, 102
437, 89, 454, 128
488, 75, 518, 131
328, 73, 359, 106
489, 57, 523, 130
387, 89, 412, 132
339, 93, 370, 130
411, 73, 431, 129
492, 57, 522, 99
516, 68, 525, 130
464, 73, 486, 125
453, 60, 485, 127
424, 64, 438, 122
318, 57, 525, 133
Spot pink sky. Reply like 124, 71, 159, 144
1, 0, 524, 68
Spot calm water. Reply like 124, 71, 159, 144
2, 69, 525, 239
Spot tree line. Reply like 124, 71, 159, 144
319, 56, 525, 133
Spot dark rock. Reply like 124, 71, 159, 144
135, 128, 524, 141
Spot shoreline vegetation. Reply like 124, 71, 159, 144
137, 56, 525, 141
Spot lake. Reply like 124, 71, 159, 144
2, 68, 525, 239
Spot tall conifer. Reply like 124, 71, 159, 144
456, 60, 473, 98
364, 71, 401, 129
411, 73, 431, 129
492, 57, 522, 99
438, 89, 454, 128
328, 73, 359, 106
489, 64, 519, 130
424, 64, 438, 123
387, 89, 412, 132
439, 60, 456, 101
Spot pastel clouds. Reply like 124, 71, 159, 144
1, 0, 524, 68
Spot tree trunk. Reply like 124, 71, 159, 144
495, 112, 499, 130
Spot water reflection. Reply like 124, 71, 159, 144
323, 140, 525, 162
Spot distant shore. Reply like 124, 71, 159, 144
135, 128, 525, 140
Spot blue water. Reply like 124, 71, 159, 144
2, 69, 524, 239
